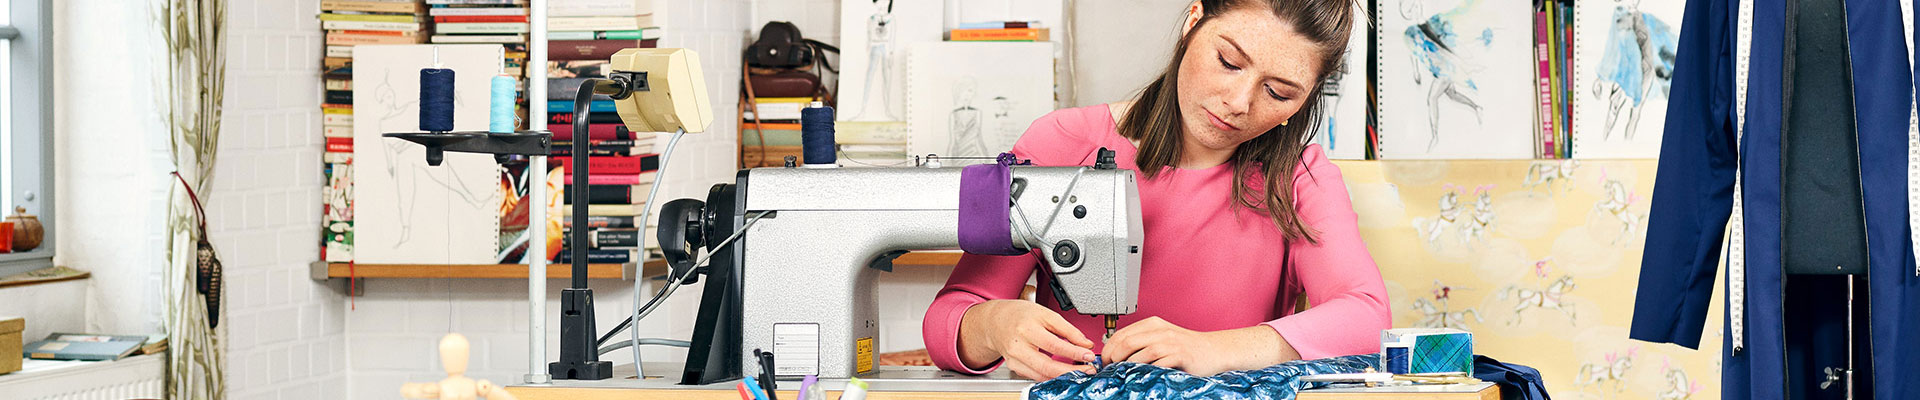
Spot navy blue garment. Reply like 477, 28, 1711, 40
1471, 355, 1548, 400
1026, 355, 1378, 400
1631, 0, 1920, 399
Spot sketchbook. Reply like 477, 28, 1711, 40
904, 42, 1056, 163
352, 45, 506, 264
1374, 0, 1537, 159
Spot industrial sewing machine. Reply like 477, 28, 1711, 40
659, 156, 1145, 384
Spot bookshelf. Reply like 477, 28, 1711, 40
307, 251, 968, 281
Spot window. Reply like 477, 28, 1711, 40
0, 0, 52, 275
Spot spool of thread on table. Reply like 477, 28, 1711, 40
488, 74, 516, 133
419, 68, 456, 132
800, 101, 837, 166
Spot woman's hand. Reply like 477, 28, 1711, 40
1100, 317, 1299, 377
958, 299, 1099, 381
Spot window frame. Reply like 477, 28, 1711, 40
0, 0, 55, 275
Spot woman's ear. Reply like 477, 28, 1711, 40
1181, 1, 1204, 36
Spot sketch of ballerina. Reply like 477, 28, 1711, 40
1592, 1, 1678, 140
848, 0, 899, 121
1498, 258, 1577, 325
1403, 0, 1489, 151
373, 69, 423, 246
947, 78, 987, 157
1413, 280, 1483, 330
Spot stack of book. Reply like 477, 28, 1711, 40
553, 148, 660, 264
427, 0, 530, 127
548, 0, 659, 64
739, 97, 812, 167
947, 20, 1048, 42
322, 0, 428, 69
1532, 0, 1573, 159
318, 0, 426, 262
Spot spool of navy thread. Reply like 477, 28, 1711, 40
800, 101, 836, 165
419, 68, 456, 132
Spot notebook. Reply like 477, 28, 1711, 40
1374, 0, 1537, 159
903, 42, 1056, 164
1569, 0, 1685, 158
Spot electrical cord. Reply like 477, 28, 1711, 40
598, 338, 692, 356
598, 211, 771, 348
623, 129, 685, 369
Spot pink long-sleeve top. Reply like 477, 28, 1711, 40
922, 105, 1391, 374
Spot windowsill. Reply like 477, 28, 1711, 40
0, 352, 166, 397
0, 249, 54, 278
0, 265, 87, 290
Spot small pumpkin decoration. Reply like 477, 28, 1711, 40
6, 206, 42, 251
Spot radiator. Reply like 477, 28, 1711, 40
0, 353, 166, 400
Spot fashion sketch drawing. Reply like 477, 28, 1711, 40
1591, 1, 1678, 140
1402, 0, 1491, 151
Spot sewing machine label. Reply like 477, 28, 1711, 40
856, 337, 875, 374
773, 323, 820, 376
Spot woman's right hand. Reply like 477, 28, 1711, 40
957, 299, 1099, 381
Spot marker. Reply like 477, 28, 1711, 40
796, 375, 817, 400
841, 377, 869, 400
743, 376, 771, 400
736, 382, 755, 400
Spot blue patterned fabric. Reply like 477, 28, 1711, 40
1026, 354, 1381, 400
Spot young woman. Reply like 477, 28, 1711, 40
923, 0, 1389, 381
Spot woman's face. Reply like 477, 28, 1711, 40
1176, 7, 1322, 153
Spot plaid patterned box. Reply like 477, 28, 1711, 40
1380, 328, 1473, 375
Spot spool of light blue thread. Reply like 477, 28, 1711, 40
419, 68, 456, 132
800, 101, 837, 166
488, 74, 517, 133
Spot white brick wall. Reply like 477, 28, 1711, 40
218, 0, 348, 399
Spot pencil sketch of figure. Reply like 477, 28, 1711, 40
373, 69, 422, 245
849, 0, 899, 121
947, 77, 986, 157
991, 96, 1018, 150
1403, 0, 1490, 151
1592, 1, 1678, 140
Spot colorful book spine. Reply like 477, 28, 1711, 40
548, 39, 659, 60
554, 154, 661, 175
1534, 8, 1554, 158
549, 123, 635, 141
949, 28, 1049, 41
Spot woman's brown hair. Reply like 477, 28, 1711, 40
1118, 0, 1355, 243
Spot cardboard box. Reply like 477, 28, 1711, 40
0, 316, 22, 374
1380, 328, 1473, 375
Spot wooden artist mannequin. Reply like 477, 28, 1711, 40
401, 334, 518, 400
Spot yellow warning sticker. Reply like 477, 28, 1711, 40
855, 337, 875, 374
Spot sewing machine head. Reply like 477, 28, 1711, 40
660, 153, 1142, 384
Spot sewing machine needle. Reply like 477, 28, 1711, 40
1103, 315, 1117, 340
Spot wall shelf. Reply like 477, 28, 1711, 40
306, 251, 965, 282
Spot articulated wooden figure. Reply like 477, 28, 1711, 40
401, 334, 518, 400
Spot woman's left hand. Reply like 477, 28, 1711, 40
1099, 317, 1295, 377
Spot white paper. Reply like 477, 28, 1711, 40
1311, 0, 1373, 160
905, 42, 1056, 162
1375, 0, 1537, 159
837, 0, 947, 122
1571, 0, 1685, 158
352, 44, 506, 264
